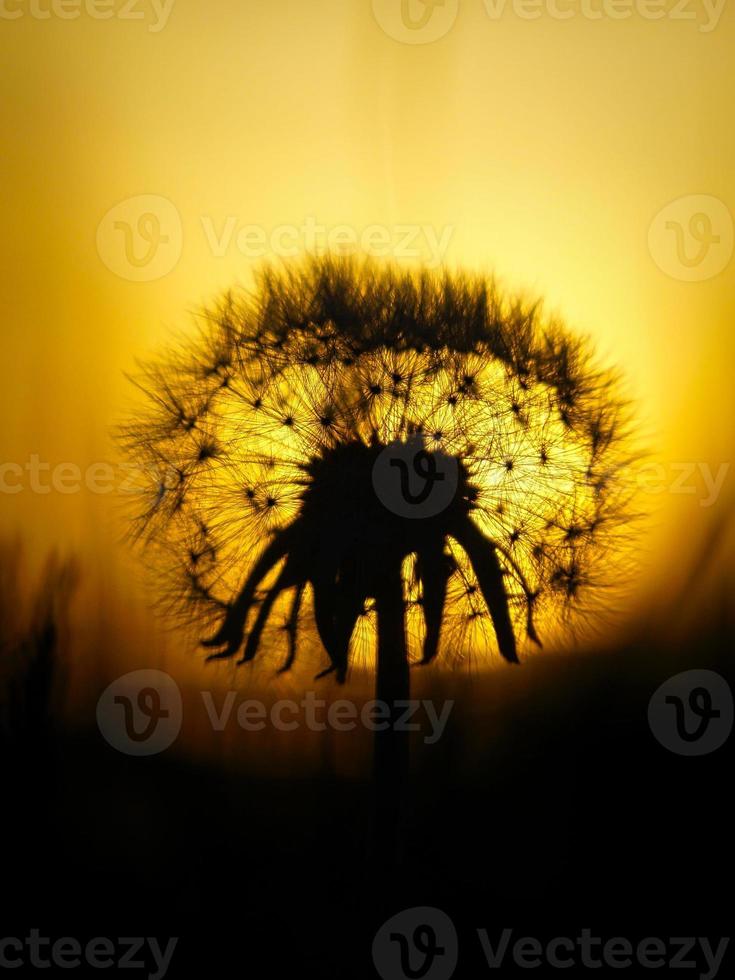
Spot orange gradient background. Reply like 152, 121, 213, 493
2, 0, 734, 691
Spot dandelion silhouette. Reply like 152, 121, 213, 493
125, 256, 633, 666
124, 256, 635, 859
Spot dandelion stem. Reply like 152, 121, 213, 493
371, 560, 410, 870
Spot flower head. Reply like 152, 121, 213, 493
123, 257, 636, 677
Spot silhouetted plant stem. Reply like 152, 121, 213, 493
371, 563, 410, 871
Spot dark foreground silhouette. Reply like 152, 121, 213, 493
1, 530, 733, 978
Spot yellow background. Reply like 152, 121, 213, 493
2, 0, 733, 669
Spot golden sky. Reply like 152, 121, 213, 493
2, 0, 733, 641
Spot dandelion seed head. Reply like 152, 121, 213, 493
121, 256, 639, 674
